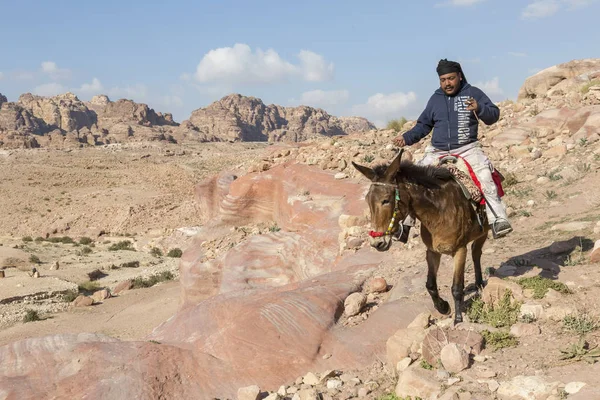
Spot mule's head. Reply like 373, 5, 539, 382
352, 150, 407, 252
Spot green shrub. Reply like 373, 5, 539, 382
108, 240, 135, 251
167, 248, 182, 258
23, 309, 41, 323
386, 117, 408, 132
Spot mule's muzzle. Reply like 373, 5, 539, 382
369, 235, 392, 251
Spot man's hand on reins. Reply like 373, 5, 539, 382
393, 135, 406, 147
466, 97, 479, 112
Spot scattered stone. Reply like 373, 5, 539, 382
357, 387, 369, 397
113, 280, 133, 295
91, 288, 111, 303
519, 303, 544, 320
565, 381, 586, 394
292, 388, 319, 400
72, 295, 94, 307
50, 261, 60, 270
395, 367, 441, 399
497, 375, 559, 400
591, 240, 600, 263
488, 380, 500, 392
237, 385, 261, 400
366, 277, 387, 294
303, 372, 319, 386
422, 327, 484, 366
473, 355, 486, 362
322, 353, 332, 360
396, 357, 412, 373
344, 292, 366, 316
326, 379, 343, 390
407, 312, 431, 329
510, 322, 541, 337
334, 173, 347, 180
440, 343, 470, 373
277, 386, 286, 396
482, 277, 524, 307
0, 270, 4, 278
387, 327, 427, 367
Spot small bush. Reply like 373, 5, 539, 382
544, 190, 557, 200
62, 290, 79, 302
269, 224, 281, 233
108, 240, 135, 251
362, 154, 375, 163
503, 173, 519, 187
150, 247, 163, 257
420, 359, 434, 370
78, 281, 101, 293
467, 290, 521, 328
167, 248, 182, 258
481, 330, 518, 351
34, 236, 45, 242
79, 237, 93, 245
47, 236, 74, 244
23, 309, 41, 323
387, 117, 408, 132
29, 254, 41, 264
564, 245, 586, 266
22, 236, 33, 242
517, 276, 572, 299
131, 271, 174, 289
563, 312, 599, 335
78, 246, 93, 256
581, 79, 600, 94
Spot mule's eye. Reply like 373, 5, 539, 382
381, 199, 390, 206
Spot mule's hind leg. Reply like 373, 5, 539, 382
452, 246, 468, 324
426, 249, 450, 315
471, 234, 487, 290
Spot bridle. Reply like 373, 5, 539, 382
367, 182, 403, 239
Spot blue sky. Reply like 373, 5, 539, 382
1, 0, 599, 126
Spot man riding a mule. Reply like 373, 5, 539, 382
393, 59, 512, 242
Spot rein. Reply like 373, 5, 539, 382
368, 182, 402, 238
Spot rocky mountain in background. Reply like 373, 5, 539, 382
173, 94, 375, 143
0, 92, 375, 149
0, 92, 179, 149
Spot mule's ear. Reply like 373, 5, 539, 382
351, 161, 376, 181
384, 149, 404, 180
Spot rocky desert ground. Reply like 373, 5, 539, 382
1, 59, 600, 400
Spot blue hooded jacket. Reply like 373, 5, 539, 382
402, 81, 500, 151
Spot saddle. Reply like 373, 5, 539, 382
436, 154, 505, 206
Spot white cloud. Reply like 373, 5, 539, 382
435, 0, 485, 7
107, 84, 148, 100
297, 50, 334, 82
521, 0, 593, 18
193, 43, 333, 85
77, 78, 104, 95
40, 61, 71, 80
290, 89, 350, 109
33, 82, 68, 97
352, 91, 417, 127
474, 77, 504, 100
508, 52, 528, 57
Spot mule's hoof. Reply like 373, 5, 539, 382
453, 315, 463, 326
436, 300, 451, 315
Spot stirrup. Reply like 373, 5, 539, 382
491, 218, 513, 239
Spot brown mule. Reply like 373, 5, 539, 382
352, 149, 489, 324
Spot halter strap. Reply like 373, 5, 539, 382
368, 186, 402, 238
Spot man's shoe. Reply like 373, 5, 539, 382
492, 219, 513, 239
393, 224, 411, 243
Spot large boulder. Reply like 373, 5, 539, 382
518, 58, 600, 101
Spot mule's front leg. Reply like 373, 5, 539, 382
471, 234, 487, 290
426, 249, 450, 315
452, 247, 468, 324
